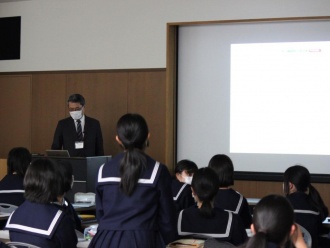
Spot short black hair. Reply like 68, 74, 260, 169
24, 158, 64, 204
67, 94, 85, 106
57, 161, 73, 194
174, 159, 198, 176
208, 154, 234, 187
7, 147, 31, 177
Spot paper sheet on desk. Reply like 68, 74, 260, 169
72, 203, 95, 208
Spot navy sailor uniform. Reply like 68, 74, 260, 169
0, 174, 25, 206
213, 188, 252, 228
171, 179, 195, 213
287, 192, 323, 248
177, 206, 248, 246
89, 152, 177, 248
5, 201, 77, 248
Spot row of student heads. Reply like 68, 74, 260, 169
176, 158, 312, 248
7, 147, 73, 204
176, 166, 304, 247
175, 154, 319, 198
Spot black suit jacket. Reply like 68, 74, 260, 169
51, 116, 104, 157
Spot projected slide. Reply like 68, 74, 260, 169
230, 41, 330, 155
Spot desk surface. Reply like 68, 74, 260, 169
0, 213, 10, 221
0, 230, 91, 248
247, 198, 260, 205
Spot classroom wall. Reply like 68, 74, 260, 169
0, 0, 329, 72
1, 1, 330, 209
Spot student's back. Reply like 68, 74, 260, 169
283, 165, 329, 248
239, 194, 307, 248
208, 154, 252, 228
178, 167, 247, 246
89, 113, 177, 248
5, 158, 77, 248
0, 147, 31, 206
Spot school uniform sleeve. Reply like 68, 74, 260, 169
239, 197, 252, 228
95, 180, 105, 222
157, 165, 178, 244
231, 214, 248, 246
54, 214, 78, 248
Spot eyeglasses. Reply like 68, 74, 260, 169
68, 106, 83, 112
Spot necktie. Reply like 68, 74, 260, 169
76, 119, 83, 141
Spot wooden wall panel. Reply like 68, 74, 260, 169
31, 73, 67, 154
66, 72, 128, 156
0, 159, 7, 180
127, 70, 166, 164
0, 75, 32, 157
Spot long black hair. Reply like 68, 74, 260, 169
244, 195, 294, 248
191, 167, 219, 218
117, 113, 149, 196
283, 165, 328, 220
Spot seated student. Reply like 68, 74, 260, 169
283, 165, 329, 248
54, 161, 82, 232
172, 159, 198, 213
177, 167, 248, 246
5, 158, 77, 248
240, 194, 307, 248
0, 147, 31, 206
208, 154, 252, 228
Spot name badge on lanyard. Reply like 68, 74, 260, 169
75, 141, 84, 149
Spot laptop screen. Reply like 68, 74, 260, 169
45, 150, 70, 157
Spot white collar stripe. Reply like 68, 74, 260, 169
178, 210, 232, 238
6, 210, 63, 236
98, 161, 160, 184
0, 190, 24, 193
294, 209, 319, 215
173, 184, 188, 201
224, 194, 243, 214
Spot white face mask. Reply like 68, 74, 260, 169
70, 110, 83, 120
184, 176, 193, 185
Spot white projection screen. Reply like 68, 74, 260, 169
176, 18, 330, 179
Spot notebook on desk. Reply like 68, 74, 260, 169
45, 150, 70, 157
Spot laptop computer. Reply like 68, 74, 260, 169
45, 150, 70, 157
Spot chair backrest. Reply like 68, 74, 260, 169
5, 242, 40, 248
297, 224, 312, 248
0, 204, 18, 214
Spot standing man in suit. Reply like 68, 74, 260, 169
51, 93, 104, 157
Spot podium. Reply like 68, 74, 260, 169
32, 155, 112, 202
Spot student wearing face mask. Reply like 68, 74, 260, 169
171, 159, 198, 213
51, 93, 104, 157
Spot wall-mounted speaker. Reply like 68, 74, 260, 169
0, 16, 21, 60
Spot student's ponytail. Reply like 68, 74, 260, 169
308, 184, 329, 220
191, 167, 219, 218
117, 114, 149, 196
244, 232, 267, 248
